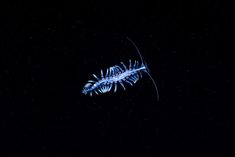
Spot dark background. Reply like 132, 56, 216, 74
1, 1, 233, 156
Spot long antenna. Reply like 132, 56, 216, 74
126, 37, 160, 101
126, 37, 144, 64
145, 72, 160, 101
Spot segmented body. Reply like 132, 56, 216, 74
82, 37, 159, 101
82, 60, 147, 96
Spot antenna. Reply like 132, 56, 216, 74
126, 37, 144, 64
145, 72, 160, 101
126, 37, 160, 101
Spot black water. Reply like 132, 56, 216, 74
1, 1, 232, 156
